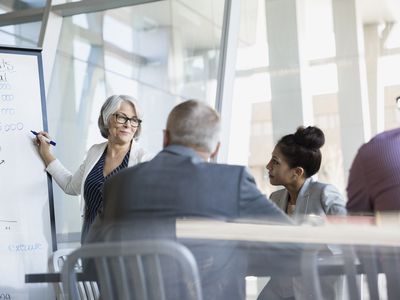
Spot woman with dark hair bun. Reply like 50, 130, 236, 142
266, 126, 346, 220
258, 126, 346, 300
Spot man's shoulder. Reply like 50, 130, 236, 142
368, 127, 400, 145
118, 150, 248, 178
355, 128, 400, 159
208, 162, 245, 170
158, 149, 247, 171
205, 162, 248, 178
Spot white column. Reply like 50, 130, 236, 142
265, 0, 313, 143
332, 0, 370, 176
364, 24, 384, 136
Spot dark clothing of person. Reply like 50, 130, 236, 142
347, 127, 400, 212
86, 145, 292, 300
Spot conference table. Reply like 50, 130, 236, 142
26, 218, 399, 284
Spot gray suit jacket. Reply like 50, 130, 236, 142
86, 145, 292, 300
270, 177, 347, 224
94, 144, 290, 225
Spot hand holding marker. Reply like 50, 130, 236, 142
31, 130, 57, 146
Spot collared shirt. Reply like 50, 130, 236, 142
163, 144, 206, 163
346, 127, 400, 213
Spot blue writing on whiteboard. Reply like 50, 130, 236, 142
0, 293, 11, 300
0, 94, 13, 101
0, 122, 23, 133
8, 243, 42, 252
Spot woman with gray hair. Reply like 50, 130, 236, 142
34, 95, 147, 243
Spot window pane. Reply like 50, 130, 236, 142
46, 0, 225, 237
0, 0, 47, 47
232, 0, 345, 196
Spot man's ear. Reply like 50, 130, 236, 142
210, 142, 220, 160
163, 130, 170, 148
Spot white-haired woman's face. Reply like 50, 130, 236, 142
107, 101, 139, 145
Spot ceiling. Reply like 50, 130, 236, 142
1, 0, 400, 51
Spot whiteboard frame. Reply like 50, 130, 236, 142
0, 45, 57, 251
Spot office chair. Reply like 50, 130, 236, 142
61, 240, 203, 300
358, 245, 400, 300
339, 245, 400, 300
300, 244, 400, 300
51, 248, 100, 300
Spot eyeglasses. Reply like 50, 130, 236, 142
114, 113, 142, 127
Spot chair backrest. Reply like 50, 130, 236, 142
300, 244, 400, 300
51, 248, 100, 300
50, 248, 74, 300
61, 240, 203, 300
358, 245, 400, 300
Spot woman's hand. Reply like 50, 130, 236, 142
34, 131, 56, 166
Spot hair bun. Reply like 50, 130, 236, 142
293, 126, 325, 150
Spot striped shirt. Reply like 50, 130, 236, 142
82, 148, 130, 243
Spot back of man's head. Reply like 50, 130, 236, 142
166, 100, 221, 153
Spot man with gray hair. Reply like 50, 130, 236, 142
165, 99, 221, 158
87, 99, 291, 300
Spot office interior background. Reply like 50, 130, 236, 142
1, 0, 400, 298
1, 0, 400, 243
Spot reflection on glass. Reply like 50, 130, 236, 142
0, 0, 47, 12
45, 0, 225, 238
233, 0, 379, 197
0, 0, 47, 47
0, 22, 41, 48
104, 16, 133, 52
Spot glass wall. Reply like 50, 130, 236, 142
45, 0, 225, 237
2, 1, 400, 299
382, 23, 400, 130
44, 2, 400, 299
2, 0, 398, 244
0, 0, 399, 242
230, 0, 344, 195
232, 0, 400, 198
0, 0, 47, 47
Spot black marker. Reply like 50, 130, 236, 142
30, 130, 56, 146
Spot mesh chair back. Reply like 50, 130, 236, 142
51, 248, 100, 300
61, 240, 202, 300
300, 244, 400, 300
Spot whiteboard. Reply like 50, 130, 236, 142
0, 47, 55, 299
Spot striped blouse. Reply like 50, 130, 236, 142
82, 148, 130, 243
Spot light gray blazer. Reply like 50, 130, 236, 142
268, 178, 346, 298
270, 177, 347, 224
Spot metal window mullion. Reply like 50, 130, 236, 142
37, 0, 52, 48
214, 0, 241, 163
